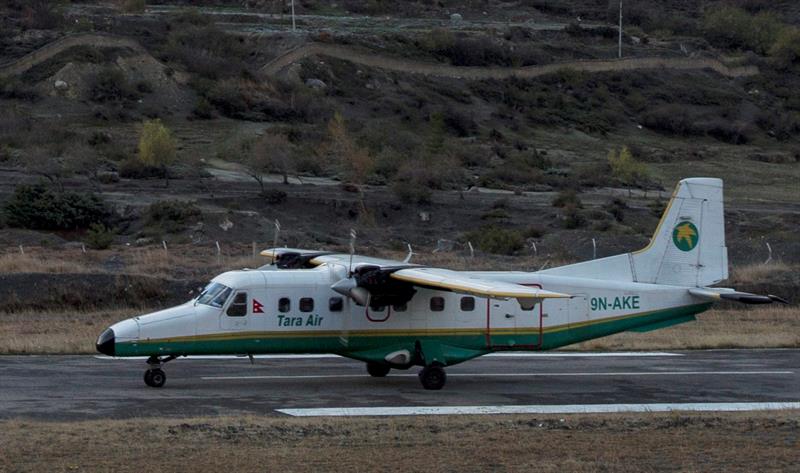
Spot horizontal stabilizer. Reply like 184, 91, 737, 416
689, 288, 788, 305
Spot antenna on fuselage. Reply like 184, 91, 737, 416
273, 219, 281, 248
403, 243, 414, 263
348, 228, 357, 277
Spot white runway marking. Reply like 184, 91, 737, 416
201, 370, 791, 380
93, 352, 681, 361
277, 402, 800, 417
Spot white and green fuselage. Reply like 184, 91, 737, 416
108, 267, 712, 366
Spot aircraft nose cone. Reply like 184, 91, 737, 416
96, 328, 115, 356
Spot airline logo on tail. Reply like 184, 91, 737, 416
672, 221, 699, 251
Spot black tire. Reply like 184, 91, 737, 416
419, 365, 446, 390
145, 368, 166, 388
366, 362, 391, 377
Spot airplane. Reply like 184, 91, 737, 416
96, 178, 787, 390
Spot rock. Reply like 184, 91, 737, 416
450, 13, 462, 24
54, 79, 69, 91
418, 211, 431, 222
219, 218, 234, 231
305, 78, 327, 90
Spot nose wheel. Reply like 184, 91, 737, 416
144, 368, 166, 388
143, 355, 177, 388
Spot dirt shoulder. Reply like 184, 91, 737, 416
2, 412, 798, 472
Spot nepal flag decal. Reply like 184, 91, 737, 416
253, 299, 265, 314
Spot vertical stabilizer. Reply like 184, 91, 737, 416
632, 177, 727, 286
539, 178, 728, 287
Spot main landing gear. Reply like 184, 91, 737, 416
419, 363, 446, 390
144, 355, 177, 388
366, 362, 391, 377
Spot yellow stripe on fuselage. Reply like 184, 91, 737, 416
132, 304, 703, 346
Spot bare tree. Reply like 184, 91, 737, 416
246, 132, 293, 192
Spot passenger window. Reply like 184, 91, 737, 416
393, 302, 407, 312
430, 297, 445, 312
227, 292, 248, 317
329, 297, 343, 312
460, 296, 475, 312
300, 297, 314, 312
278, 297, 291, 313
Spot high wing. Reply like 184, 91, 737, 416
391, 267, 569, 299
390, 267, 570, 309
689, 288, 788, 305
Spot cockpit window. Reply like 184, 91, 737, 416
197, 282, 233, 308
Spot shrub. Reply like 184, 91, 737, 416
89, 67, 139, 103
3, 184, 109, 230
262, 189, 287, 204
122, 0, 146, 13
608, 146, 650, 186
769, 27, 800, 69
0, 78, 39, 101
138, 119, 176, 185
119, 157, 164, 179
143, 200, 200, 234
552, 189, 582, 208
85, 223, 115, 250
703, 6, 784, 54
562, 204, 586, 229
392, 180, 432, 205
605, 197, 627, 222
192, 97, 215, 119
464, 225, 525, 255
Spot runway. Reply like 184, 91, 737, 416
1, 350, 798, 420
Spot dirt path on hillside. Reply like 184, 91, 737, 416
260, 42, 759, 79
0, 33, 144, 78
1, 33, 759, 82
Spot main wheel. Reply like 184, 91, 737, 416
144, 368, 166, 388
366, 362, 391, 377
419, 365, 446, 390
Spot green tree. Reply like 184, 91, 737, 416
608, 145, 649, 192
138, 119, 176, 187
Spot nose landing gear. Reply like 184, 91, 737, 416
144, 355, 177, 388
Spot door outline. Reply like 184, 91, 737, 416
485, 283, 544, 350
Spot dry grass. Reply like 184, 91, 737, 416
1, 412, 798, 472
0, 245, 265, 279
575, 306, 800, 351
0, 309, 141, 354
729, 261, 793, 285
1, 307, 797, 354
0, 252, 99, 273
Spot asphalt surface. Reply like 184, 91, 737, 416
1, 350, 798, 421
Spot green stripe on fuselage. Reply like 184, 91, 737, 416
115, 303, 712, 364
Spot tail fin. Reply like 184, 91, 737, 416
541, 178, 728, 287
632, 177, 727, 286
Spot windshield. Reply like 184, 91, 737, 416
196, 282, 233, 308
